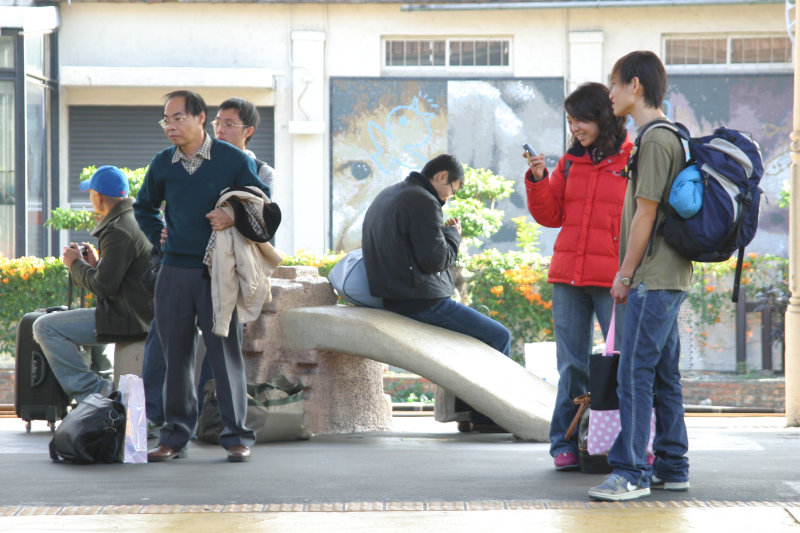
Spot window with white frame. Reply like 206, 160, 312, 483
384, 39, 510, 68
665, 35, 792, 67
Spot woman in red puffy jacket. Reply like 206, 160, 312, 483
524, 82, 632, 471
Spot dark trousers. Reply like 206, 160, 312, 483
154, 264, 255, 450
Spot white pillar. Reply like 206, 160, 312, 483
289, 31, 326, 254
786, 4, 800, 427
568, 31, 604, 93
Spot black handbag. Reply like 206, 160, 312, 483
49, 391, 126, 464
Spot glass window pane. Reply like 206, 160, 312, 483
699, 39, 715, 64
714, 38, 727, 64
449, 41, 461, 66
475, 41, 488, 66
685, 39, 700, 64
419, 41, 432, 66
731, 38, 744, 63
461, 41, 475, 66
501, 41, 509, 66
489, 41, 501, 65
772, 37, 790, 63
26, 82, 48, 257
0, 82, 15, 257
24, 32, 44, 77
432, 41, 446, 66
389, 41, 404, 66
0, 36, 14, 69
406, 41, 419, 66
758, 38, 771, 63
666, 39, 686, 65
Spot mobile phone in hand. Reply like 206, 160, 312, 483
523, 143, 537, 157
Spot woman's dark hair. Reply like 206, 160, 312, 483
564, 82, 626, 159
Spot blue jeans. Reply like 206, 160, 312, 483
402, 298, 511, 356
608, 283, 688, 487
549, 283, 621, 457
399, 298, 512, 425
32, 308, 113, 403
142, 319, 213, 426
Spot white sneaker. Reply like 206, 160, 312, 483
651, 475, 690, 491
588, 473, 651, 501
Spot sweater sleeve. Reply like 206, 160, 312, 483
133, 160, 165, 250
524, 157, 568, 228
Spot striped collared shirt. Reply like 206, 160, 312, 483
171, 132, 212, 175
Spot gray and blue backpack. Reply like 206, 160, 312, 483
627, 120, 764, 302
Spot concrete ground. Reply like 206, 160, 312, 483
0, 413, 798, 532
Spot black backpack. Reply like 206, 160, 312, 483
627, 120, 764, 302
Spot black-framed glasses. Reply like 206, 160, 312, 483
158, 114, 190, 129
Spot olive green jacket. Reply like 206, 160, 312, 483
70, 197, 154, 342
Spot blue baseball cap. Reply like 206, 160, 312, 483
79, 165, 130, 197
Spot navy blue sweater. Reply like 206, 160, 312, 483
134, 139, 271, 268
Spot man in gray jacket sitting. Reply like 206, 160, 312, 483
33, 165, 153, 403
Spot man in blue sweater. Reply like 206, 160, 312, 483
134, 90, 271, 463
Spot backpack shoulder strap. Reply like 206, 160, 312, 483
563, 159, 572, 181
624, 119, 689, 179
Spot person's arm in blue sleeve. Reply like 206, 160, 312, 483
235, 156, 271, 199
133, 165, 165, 251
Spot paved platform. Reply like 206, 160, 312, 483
0, 413, 798, 532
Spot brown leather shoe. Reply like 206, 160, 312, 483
147, 445, 187, 462
227, 445, 251, 462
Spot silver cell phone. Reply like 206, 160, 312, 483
523, 143, 537, 157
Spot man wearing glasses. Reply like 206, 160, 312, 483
134, 90, 271, 463
211, 97, 277, 198
141, 97, 277, 433
361, 154, 512, 431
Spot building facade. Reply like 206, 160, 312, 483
0, 0, 793, 258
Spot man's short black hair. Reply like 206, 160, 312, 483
610, 50, 667, 110
219, 97, 261, 145
421, 154, 464, 185
164, 90, 208, 126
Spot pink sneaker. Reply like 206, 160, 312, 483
554, 452, 579, 471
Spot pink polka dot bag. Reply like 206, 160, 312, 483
587, 306, 655, 457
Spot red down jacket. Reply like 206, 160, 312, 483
525, 136, 633, 287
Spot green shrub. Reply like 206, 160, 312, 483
0, 255, 90, 355
45, 166, 148, 231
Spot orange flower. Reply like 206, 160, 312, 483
490, 286, 504, 296
705, 286, 715, 292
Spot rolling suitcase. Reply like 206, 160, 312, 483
14, 275, 86, 432
15, 306, 71, 432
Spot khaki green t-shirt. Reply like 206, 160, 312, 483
619, 124, 693, 291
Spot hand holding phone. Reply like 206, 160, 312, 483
523, 143, 537, 157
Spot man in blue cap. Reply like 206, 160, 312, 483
33, 165, 154, 403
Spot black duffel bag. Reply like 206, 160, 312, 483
49, 391, 126, 464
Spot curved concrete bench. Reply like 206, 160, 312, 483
280, 305, 556, 441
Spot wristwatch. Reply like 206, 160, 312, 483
619, 274, 633, 287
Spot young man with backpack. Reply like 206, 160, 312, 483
588, 51, 693, 501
